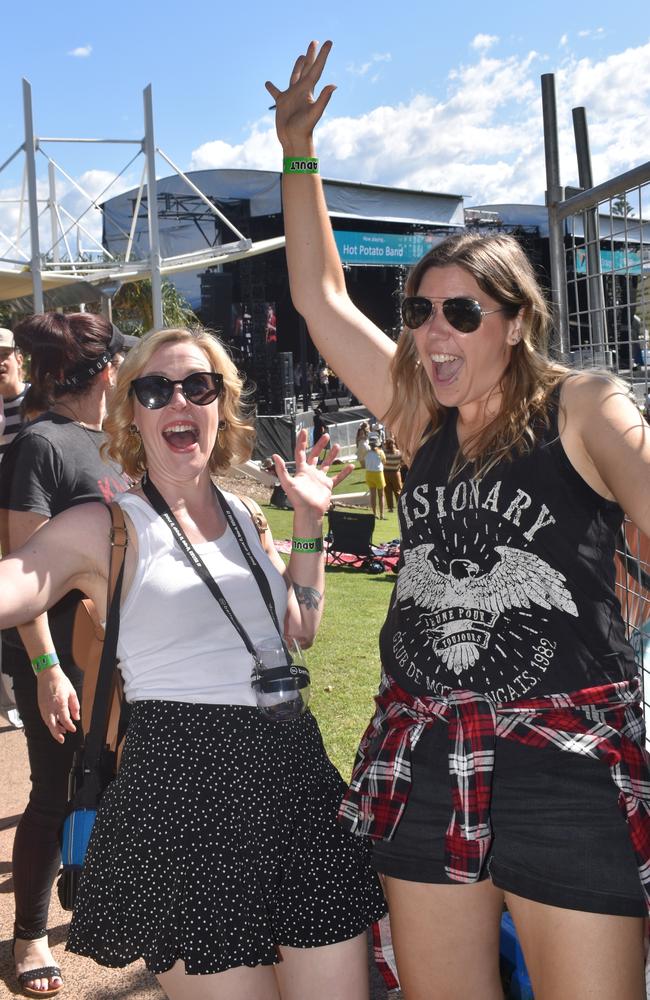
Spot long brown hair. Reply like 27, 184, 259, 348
383, 232, 568, 476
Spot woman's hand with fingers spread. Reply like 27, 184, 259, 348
265, 40, 336, 152
272, 428, 353, 518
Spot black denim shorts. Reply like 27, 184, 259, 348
371, 723, 646, 917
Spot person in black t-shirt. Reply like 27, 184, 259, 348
0, 313, 134, 998
0, 328, 29, 729
312, 401, 327, 441
269, 42, 650, 1000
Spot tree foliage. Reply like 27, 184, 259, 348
611, 195, 635, 217
112, 278, 198, 335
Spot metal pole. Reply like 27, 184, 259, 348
22, 79, 44, 313
572, 107, 609, 366
157, 148, 248, 242
48, 160, 59, 262
299, 315, 309, 412
100, 293, 113, 322
143, 84, 163, 329
125, 162, 147, 263
541, 73, 569, 358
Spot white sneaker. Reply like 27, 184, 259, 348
6, 707, 23, 729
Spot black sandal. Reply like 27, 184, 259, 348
13, 926, 64, 998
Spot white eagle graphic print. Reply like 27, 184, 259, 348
384, 469, 592, 700
397, 543, 578, 676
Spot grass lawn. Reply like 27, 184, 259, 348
262, 464, 400, 779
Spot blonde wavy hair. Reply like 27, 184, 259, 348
383, 232, 569, 476
104, 327, 255, 478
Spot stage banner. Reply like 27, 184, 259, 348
333, 230, 444, 266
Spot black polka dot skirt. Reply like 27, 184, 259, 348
66, 701, 386, 975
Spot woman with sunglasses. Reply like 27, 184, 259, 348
0, 325, 385, 1000
0, 312, 134, 998
266, 41, 650, 1000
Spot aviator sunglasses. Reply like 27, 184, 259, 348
401, 296, 506, 333
130, 371, 223, 409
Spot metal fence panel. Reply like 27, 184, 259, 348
543, 78, 650, 736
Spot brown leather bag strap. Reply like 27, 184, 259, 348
107, 501, 128, 603
236, 494, 273, 555
80, 502, 128, 732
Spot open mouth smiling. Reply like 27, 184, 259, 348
430, 352, 463, 384
162, 422, 200, 451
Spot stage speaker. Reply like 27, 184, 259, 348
271, 353, 294, 394
270, 352, 294, 412
199, 271, 233, 336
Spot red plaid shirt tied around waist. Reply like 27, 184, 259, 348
338, 673, 650, 910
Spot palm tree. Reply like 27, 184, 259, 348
611, 195, 635, 218
112, 278, 198, 335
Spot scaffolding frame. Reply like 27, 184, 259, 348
0, 80, 266, 324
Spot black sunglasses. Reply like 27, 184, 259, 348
401, 296, 506, 333
130, 371, 223, 409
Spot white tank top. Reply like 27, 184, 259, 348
115, 491, 288, 706
364, 449, 384, 472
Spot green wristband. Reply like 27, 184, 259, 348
31, 652, 60, 675
283, 156, 319, 175
292, 535, 323, 554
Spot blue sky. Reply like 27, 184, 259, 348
1, 0, 649, 254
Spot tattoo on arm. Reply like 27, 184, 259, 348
293, 584, 322, 611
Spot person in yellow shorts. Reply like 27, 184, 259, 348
364, 434, 386, 519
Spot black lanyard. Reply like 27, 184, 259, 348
141, 474, 288, 663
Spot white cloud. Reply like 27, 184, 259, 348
0, 178, 50, 260
23, 38, 640, 232
189, 45, 557, 203
0, 167, 136, 261
559, 34, 568, 48
347, 52, 392, 77
68, 44, 92, 58
470, 34, 499, 52
577, 28, 605, 39
3, 36, 648, 289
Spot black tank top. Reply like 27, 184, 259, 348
380, 388, 637, 700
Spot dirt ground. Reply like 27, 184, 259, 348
216, 469, 274, 505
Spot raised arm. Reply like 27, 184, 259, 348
266, 41, 396, 422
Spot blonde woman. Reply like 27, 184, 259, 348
0, 326, 385, 1000
266, 41, 650, 1000
0, 312, 134, 998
